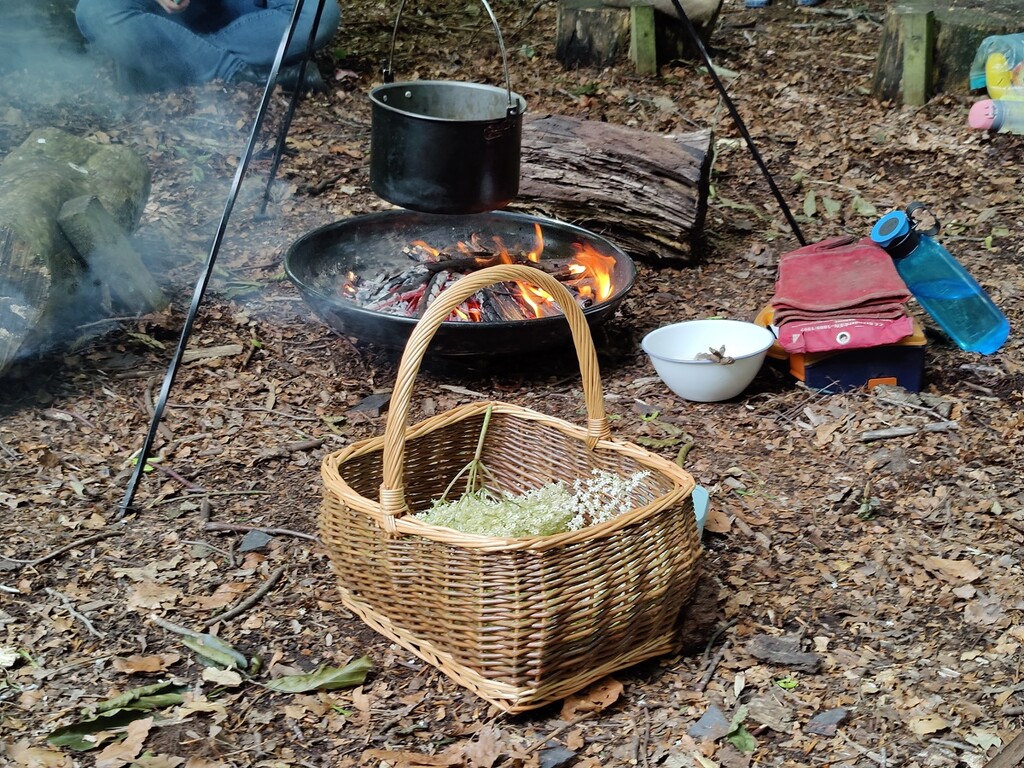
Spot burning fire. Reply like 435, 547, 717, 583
339, 223, 620, 322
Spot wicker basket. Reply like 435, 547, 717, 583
320, 264, 702, 713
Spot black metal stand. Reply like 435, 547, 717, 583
668, 0, 806, 247
116, 0, 326, 518
259, 0, 330, 216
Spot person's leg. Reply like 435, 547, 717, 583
75, 0, 253, 87
207, 0, 341, 70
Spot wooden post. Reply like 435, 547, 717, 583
872, 0, 1022, 104
901, 11, 934, 106
630, 5, 658, 75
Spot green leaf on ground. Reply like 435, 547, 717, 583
264, 655, 372, 693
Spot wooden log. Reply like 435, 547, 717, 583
58, 195, 168, 315
512, 114, 712, 264
0, 128, 152, 375
872, 0, 1022, 104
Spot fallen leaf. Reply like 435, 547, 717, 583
192, 582, 252, 610
966, 728, 1002, 751
703, 507, 732, 534
560, 677, 623, 719
94, 716, 153, 768
112, 654, 181, 674
201, 667, 243, 687
908, 714, 949, 736
462, 723, 504, 768
916, 556, 982, 583
127, 581, 182, 611
264, 656, 371, 693
6, 740, 73, 767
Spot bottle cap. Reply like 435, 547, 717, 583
969, 99, 999, 131
870, 211, 910, 247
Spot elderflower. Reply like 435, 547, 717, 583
566, 469, 651, 531
416, 469, 651, 538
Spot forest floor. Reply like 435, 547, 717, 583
2, 0, 1024, 766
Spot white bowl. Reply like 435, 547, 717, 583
641, 319, 776, 402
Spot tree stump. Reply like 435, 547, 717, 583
555, 0, 723, 74
512, 115, 712, 264
872, 0, 1022, 104
0, 128, 154, 376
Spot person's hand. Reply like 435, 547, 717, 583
155, 0, 189, 12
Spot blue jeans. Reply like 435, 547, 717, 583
75, 0, 341, 88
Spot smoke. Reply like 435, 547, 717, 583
1, 2, 106, 98
0, 1, 267, 373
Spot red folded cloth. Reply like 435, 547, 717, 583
776, 315, 916, 354
771, 236, 911, 314
769, 235, 914, 354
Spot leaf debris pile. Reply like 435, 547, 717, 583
2, 0, 1024, 766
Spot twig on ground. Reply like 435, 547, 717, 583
251, 438, 325, 465
637, 704, 651, 768
45, 587, 103, 638
149, 613, 204, 638
202, 565, 287, 628
695, 618, 738, 693
0, 530, 122, 567
149, 461, 207, 492
695, 645, 729, 694
203, 522, 318, 542
858, 421, 959, 441
519, 714, 593, 757
841, 732, 889, 766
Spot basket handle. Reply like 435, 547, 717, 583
379, 264, 611, 529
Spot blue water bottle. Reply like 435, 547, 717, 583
870, 204, 1010, 354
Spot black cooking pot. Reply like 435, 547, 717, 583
368, 0, 526, 215
283, 210, 637, 359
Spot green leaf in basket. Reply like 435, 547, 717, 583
264, 655, 372, 693
182, 633, 248, 670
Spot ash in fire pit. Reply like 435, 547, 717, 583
285, 210, 636, 359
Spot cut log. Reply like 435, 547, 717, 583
0, 128, 152, 375
872, 0, 1022, 104
58, 195, 168, 315
512, 114, 712, 264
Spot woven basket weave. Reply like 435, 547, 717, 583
320, 264, 702, 713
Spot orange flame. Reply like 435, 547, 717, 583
527, 223, 544, 262
571, 243, 616, 302
518, 282, 556, 317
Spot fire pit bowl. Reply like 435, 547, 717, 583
284, 210, 636, 358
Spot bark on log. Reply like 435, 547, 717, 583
512, 114, 712, 264
872, 0, 1022, 104
58, 195, 168, 315
0, 128, 152, 375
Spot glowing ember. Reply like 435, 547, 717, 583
339, 226, 621, 322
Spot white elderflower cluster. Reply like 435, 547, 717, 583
416, 469, 651, 538
566, 469, 651, 531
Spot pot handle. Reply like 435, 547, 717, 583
378, 264, 610, 528
382, 0, 521, 117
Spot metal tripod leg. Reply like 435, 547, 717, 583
117, 0, 322, 518
259, 0, 330, 217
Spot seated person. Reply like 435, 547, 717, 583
75, 0, 342, 92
